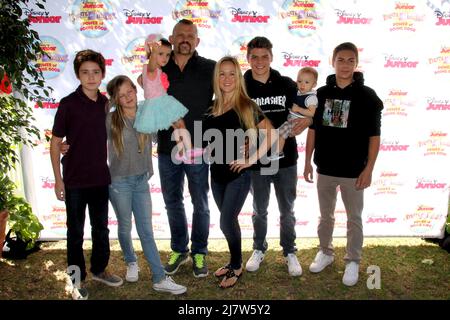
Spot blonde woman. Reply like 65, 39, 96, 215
106, 75, 187, 295
203, 57, 276, 288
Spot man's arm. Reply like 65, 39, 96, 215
355, 136, 380, 190
290, 117, 313, 136
303, 128, 315, 183
50, 135, 65, 201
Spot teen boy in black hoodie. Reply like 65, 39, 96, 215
243, 37, 311, 277
304, 42, 383, 286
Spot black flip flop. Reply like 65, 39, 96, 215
214, 264, 232, 278
219, 269, 242, 289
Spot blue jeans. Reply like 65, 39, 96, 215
211, 172, 251, 270
158, 153, 210, 255
250, 165, 298, 256
109, 173, 165, 283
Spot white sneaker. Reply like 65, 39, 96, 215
245, 250, 265, 272
153, 276, 187, 295
267, 152, 285, 161
126, 262, 139, 282
286, 253, 302, 277
309, 250, 334, 273
342, 262, 359, 286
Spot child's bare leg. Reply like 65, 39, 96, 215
172, 127, 185, 158
277, 136, 286, 154
173, 119, 192, 153
266, 134, 285, 161
267, 120, 291, 161
178, 129, 192, 152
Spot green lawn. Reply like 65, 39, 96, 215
0, 238, 448, 300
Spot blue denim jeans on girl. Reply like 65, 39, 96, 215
109, 172, 165, 283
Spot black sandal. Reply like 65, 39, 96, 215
219, 269, 242, 289
214, 264, 232, 278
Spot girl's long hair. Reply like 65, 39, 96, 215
211, 56, 260, 142
106, 75, 148, 156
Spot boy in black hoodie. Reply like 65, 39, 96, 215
243, 37, 311, 277
304, 42, 383, 286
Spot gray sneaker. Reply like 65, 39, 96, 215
92, 271, 123, 287
72, 287, 89, 300
164, 251, 190, 275
192, 253, 208, 278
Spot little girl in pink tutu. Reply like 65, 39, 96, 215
135, 36, 203, 163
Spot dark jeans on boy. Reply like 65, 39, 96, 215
65, 185, 110, 282
250, 165, 298, 256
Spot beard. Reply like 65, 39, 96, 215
176, 41, 192, 55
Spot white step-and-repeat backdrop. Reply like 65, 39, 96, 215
21, 0, 450, 240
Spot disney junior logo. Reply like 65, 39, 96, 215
282, 52, 321, 67
24, 8, 62, 23
335, 9, 372, 24
426, 97, 450, 111
41, 176, 55, 189
435, 9, 450, 26
384, 55, 418, 68
366, 215, 397, 223
380, 139, 410, 151
415, 178, 447, 190
33, 97, 59, 109
229, 7, 270, 23
123, 9, 163, 24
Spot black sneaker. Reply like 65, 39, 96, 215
192, 253, 208, 278
165, 251, 190, 275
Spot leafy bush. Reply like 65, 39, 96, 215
1, 0, 51, 250
0, 175, 43, 250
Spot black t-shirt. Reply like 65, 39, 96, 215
203, 108, 264, 184
312, 72, 383, 178
52, 85, 111, 188
158, 51, 215, 155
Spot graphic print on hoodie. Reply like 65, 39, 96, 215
323, 98, 351, 128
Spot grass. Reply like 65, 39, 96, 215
0, 238, 449, 300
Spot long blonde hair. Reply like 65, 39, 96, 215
106, 75, 148, 156
211, 56, 260, 142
